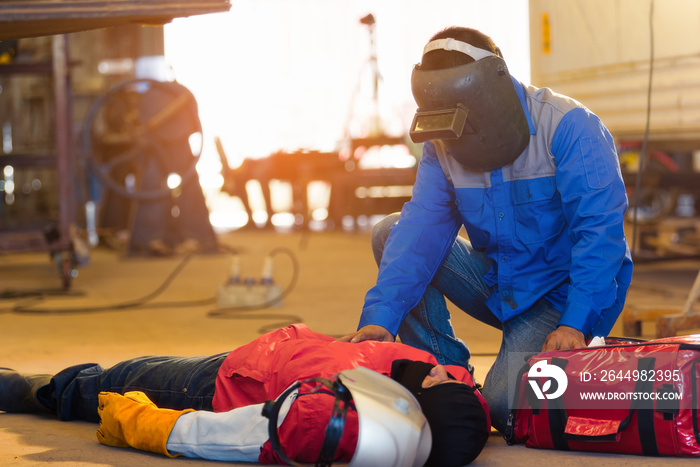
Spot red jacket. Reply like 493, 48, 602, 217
212, 324, 488, 464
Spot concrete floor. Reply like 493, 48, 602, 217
1, 228, 700, 466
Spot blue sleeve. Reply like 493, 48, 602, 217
551, 108, 630, 334
359, 142, 462, 335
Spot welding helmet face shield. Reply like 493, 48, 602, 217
409, 39, 530, 172
262, 366, 432, 467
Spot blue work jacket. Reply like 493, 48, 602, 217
360, 79, 633, 338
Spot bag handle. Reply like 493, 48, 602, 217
692, 361, 700, 446
549, 357, 660, 455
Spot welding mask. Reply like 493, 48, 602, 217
262, 366, 432, 467
409, 38, 530, 171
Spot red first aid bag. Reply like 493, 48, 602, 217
506, 335, 700, 456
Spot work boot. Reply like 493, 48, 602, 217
0, 368, 52, 413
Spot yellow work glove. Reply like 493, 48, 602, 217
96, 391, 194, 457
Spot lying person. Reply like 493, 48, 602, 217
0, 323, 490, 466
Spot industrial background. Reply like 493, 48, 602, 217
1, 0, 699, 465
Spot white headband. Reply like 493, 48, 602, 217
422, 38, 495, 61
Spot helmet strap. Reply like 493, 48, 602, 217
316, 380, 352, 466
262, 377, 353, 467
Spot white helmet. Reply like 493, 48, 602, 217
263, 366, 432, 467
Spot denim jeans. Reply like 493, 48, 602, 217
372, 214, 561, 433
38, 353, 228, 423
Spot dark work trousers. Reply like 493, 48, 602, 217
38, 353, 228, 423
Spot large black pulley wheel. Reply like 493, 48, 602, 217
82, 79, 203, 201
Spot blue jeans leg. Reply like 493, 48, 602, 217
482, 298, 560, 432
371, 214, 560, 432
42, 353, 228, 422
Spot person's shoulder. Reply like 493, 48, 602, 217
525, 83, 585, 114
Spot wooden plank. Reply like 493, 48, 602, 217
0, 0, 231, 40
